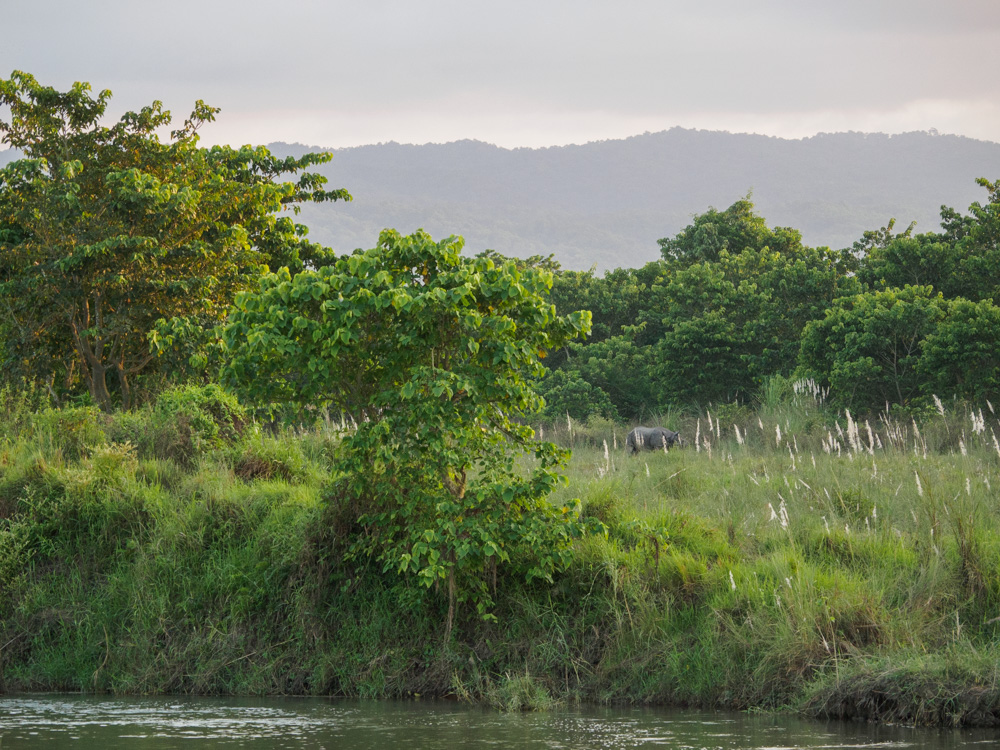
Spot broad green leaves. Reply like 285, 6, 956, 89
222, 229, 592, 635
0, 71, 349, 410
800, 288, 1000, 410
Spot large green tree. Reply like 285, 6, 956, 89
541, 198, 859, 414
657, 194, 802, 265
856, 234, 961, 297
918, 298, 1000, 402
221, 229, 592, 637
650, 214, 858, 406
857, 180, 1000, 304
0, 71, 349, 409
797, 286, 948, 410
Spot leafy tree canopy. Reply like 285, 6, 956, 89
0, 70, 350, 410
220, 229, 593, 636
657, 194, 802, 265
856, 179, 1000, 303
797, 286, 948, 410
532, 368, 619, 423
565, 334, 655, 420
918, 297, 1000, 402
539, 196, 863, 415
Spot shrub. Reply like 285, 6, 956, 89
0, 380, 47, 442
533, 369, 620, 423
108, 384, 247, 464
231, 435, 309, 483
561, 415, 622, 449
30, 406, 107, 460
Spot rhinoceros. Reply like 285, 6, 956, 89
626, 426, 682, 455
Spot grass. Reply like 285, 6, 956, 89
542, 390, 1000, 722
2, 382, 1000, 725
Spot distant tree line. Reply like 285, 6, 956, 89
536, 181, 1000, 420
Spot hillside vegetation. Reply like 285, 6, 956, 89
272, 128, 1000, 270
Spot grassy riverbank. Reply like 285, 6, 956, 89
2, 383, 1000, 726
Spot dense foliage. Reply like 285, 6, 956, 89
4, 385, 1000, 725
220, 229, 592, 635
0, 71, 350, 411
541, 182, 1000, 419
4, 70, 1000, 726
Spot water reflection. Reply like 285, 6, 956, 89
0, 695, 996, 749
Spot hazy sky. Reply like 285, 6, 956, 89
5, 0, 1000, 148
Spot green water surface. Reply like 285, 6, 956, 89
0, 695, 996, 749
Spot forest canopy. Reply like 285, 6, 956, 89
0, 70, 350, 411
2, 72, 999, 420
539, 181, 1000, 419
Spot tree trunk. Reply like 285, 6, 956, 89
68, 295, 114, 412
87, 361, 112, 412
444, 566, 456, 642
115, 361, 132, 411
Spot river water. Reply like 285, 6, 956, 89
0, 695, 997, 749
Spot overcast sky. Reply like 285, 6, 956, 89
4, 0, 1000, 149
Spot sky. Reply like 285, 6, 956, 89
4, 0, 1000, 149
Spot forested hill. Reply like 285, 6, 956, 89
267, 129, 1000, 271
4, 129, 1000, 271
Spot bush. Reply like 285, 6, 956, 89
533, 369, 619, 423
0, 380, 47, 442
30, 406, 107, 460
557, 415, 623, 449
109, 384, 247, 464
231, 435, 309, 483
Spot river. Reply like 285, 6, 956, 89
0, 695, 997, 748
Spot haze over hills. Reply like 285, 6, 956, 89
274, 128, 1000, 271
5, 128, 1000, 272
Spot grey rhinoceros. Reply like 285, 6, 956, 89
626, 426, 682, 455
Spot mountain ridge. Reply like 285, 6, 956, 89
5, 127, 999, 271
279, 127, 1000, 270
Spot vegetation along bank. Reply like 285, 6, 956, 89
3, 71, 1000, 726
4, 385, 1000, 726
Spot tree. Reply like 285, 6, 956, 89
856, 235, 961, 296
0, 71, 349, 410
658, 194, 773, 265
549, 263, 665, 345
850, 216, 916, 258
647, 199, 861, 405
657, 309, 747, 405
565, 334, 654, 420
918, 298, 1000, 402
220, 229, 592, 637
532, 368, 619, 423
720, 244, 861, 381
798, 286, 947, 410
948, 178, 1000, 303
854, 180, 1000, 304
651, 261, 756, 405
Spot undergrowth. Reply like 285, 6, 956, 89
2, 383, 1000, 726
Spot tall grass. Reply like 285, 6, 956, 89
2, 383, 1000, 724
546, 386, 1000, 723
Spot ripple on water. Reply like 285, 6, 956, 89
0, 697, 995, 749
